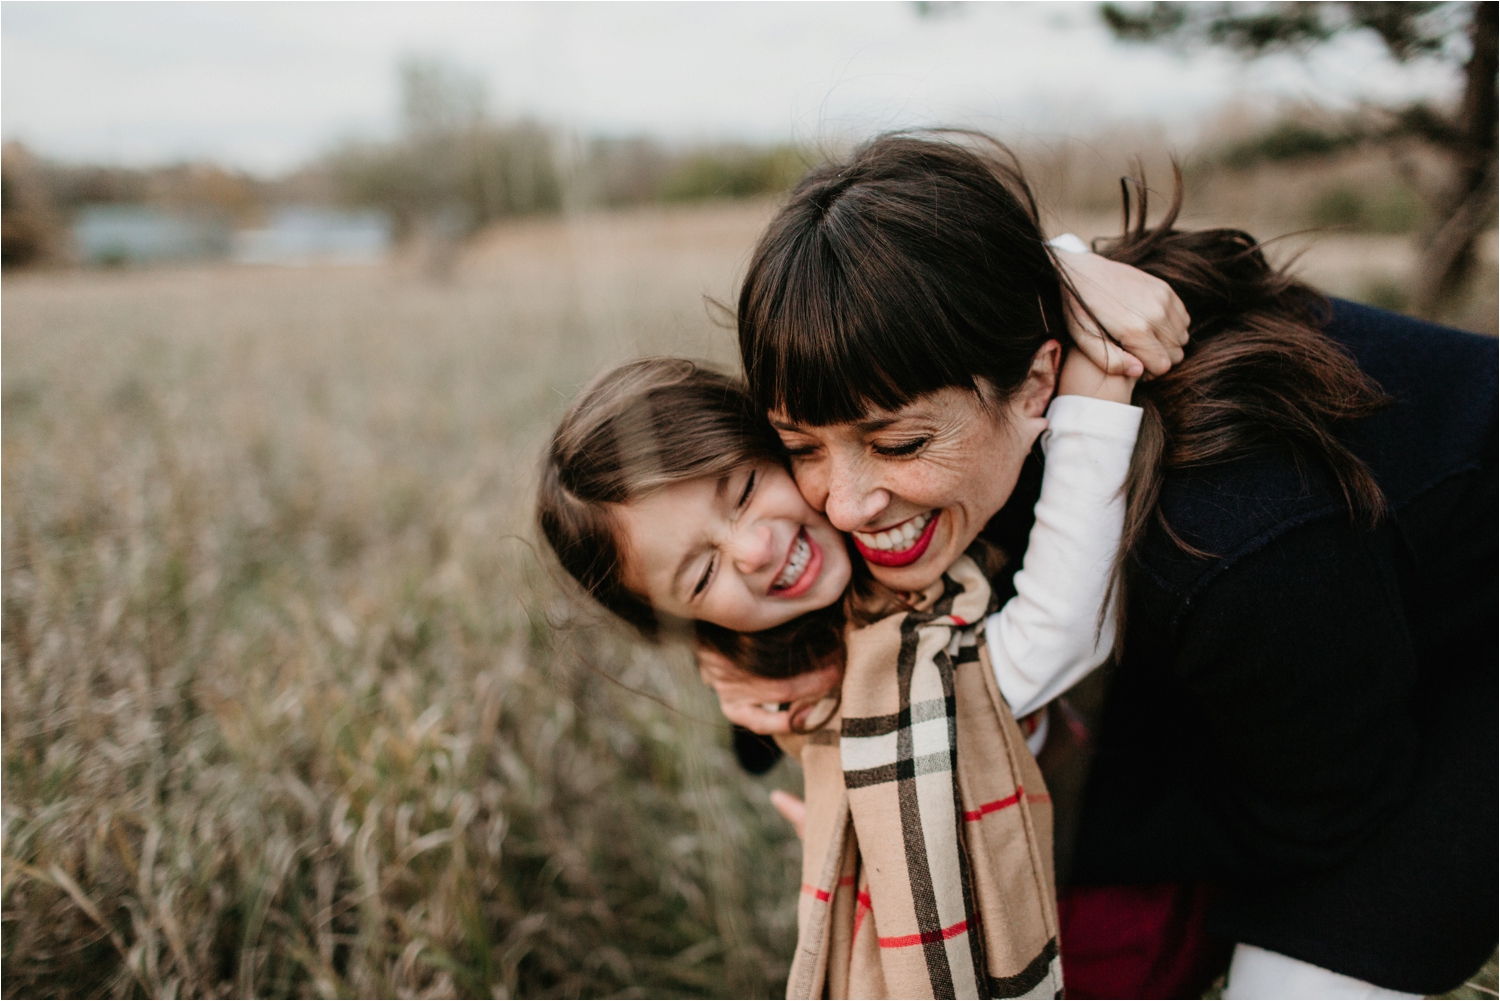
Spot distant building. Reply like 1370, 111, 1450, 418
73, 205, 229, 266
231, 207, 391, 265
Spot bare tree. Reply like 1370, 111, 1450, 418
328, 57, 560, 279
1102, 1, 1497, 318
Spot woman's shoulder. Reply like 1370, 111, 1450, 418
1135, 445, 1339, 604
1135, 301, 1496, 605
1323, 298, 1497, 508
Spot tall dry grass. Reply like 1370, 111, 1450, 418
2, 201, 804, 998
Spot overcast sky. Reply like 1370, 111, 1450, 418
1, 1, 1465, 176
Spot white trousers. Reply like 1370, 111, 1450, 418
1223, 944, 1422, 1000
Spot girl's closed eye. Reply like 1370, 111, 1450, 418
691, 555, 715, 599
691, 469, 758, 600
737, 469, 758, 508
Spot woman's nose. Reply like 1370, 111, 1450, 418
727, 523, 776, 575
823, 456, 889, 533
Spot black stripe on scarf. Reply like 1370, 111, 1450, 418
892, 602, 956, 995
985, 937, 1060, 999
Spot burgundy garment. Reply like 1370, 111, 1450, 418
1056, 882, 1231, 1000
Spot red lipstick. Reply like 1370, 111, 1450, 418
853, 512, 940, 567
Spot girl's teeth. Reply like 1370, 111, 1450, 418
773, 533, 812, 589
854, 512, 932, 552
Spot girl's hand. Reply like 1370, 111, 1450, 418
1055, 246, 1190, 378
696, 647, 841, 735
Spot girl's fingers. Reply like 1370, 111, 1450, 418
720, 699, 791, 735
769, 790, 806, 840
700, 651, 841, 735
1140, 337, 1174, 376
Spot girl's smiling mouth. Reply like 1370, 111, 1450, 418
852, 510, 938, 567
768, 527, 823, 598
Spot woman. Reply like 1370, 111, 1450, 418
708, 132, 1497, 999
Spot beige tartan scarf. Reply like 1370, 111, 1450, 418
785, 546, 1062, 1000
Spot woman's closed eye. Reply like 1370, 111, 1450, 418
781, 443, 817, 461
872, 436, 930, 457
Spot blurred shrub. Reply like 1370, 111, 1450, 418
1310, 182, 1424, 233
1220, 118, 1362, 169
659, 146, 808, 203
578, 139, 812, 208
2, 144, 57, 268
1357, 274, 1412, 313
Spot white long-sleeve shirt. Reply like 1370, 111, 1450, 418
985, 394, 1141, 721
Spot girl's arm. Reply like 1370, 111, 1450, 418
984, 348, 1140, 719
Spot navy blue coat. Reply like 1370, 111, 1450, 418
989, 300, 1497, 994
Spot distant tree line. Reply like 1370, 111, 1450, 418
1, 58, 814, 270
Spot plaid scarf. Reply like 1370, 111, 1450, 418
786, 546, 1062, 1000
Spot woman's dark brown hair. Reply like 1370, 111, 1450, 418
738, 131, 1388, 586
536, 357, 845, 679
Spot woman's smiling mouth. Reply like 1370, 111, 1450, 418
769, 527, 823, 598
852, 510, 938, 567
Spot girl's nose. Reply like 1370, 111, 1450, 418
823, 456, 890, 533
727, 522, 776, 575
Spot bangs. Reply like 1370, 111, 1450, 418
609, 375, 781, 498
552, 358, 783, 504
742, 206, 985, 426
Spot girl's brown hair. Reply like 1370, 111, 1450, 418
536, 357, 847, 679
738, 131, 1388, 585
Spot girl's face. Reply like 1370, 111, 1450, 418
771, 345, 1058, 593
614, 460, 853, 633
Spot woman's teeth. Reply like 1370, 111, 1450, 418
853, 511, 932, 552
773, 532, 812, 589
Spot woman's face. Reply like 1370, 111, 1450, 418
614, 460, 853, 633
772, 344, 1059, 593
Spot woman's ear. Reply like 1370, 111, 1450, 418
1018, 340, 1062, 418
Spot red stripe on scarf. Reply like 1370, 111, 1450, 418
853, 890, 872, 939
962, 786, 1051, 822
878, 918, 969, 949
801, 875, 856, 902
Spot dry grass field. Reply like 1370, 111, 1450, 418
2, 200, 802, 999
3, 192, 1495, 998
